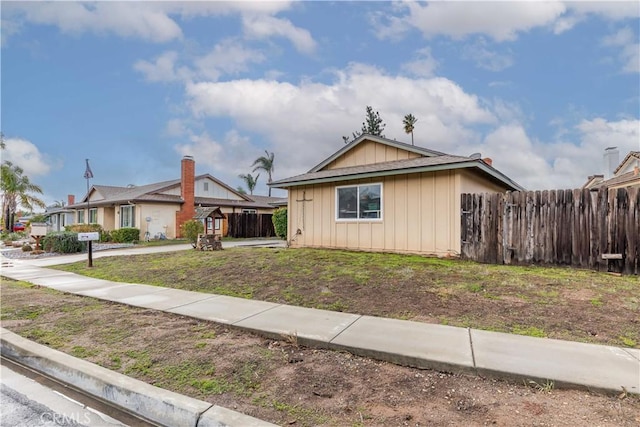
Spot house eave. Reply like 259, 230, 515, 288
272, 161, 524, 191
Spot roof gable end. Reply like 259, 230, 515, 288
613, 151, 640, 175
309, 134, 445, 173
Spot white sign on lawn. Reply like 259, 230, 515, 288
77, 232, 100, 242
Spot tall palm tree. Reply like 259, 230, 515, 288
252, 150, 275, 197
1, 161, 46, 230
238, 173, 259, 195
403, 114, 418, 145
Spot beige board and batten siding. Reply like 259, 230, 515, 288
288, 169, 467, 256
136, 204, 178, 239
325, 140, 422, 170
458, 169, 511, 194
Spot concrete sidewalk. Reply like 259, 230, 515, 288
1, 243, 638, 403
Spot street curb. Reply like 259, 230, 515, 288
0, 328, 277, 427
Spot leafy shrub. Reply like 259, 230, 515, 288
65, 224, 112, 242
181, 220, 204, 248
21, 244, 33, 252
272, 208, 287, 239
1, 232, 22, 245
111, 228, 140, 243
42, 232, 86, 254
66, 224, 103, 233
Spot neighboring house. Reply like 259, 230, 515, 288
582, 149, 640, 190
270, 134, 523, 257
43, 195, 76, 232
67, 156, 282, 239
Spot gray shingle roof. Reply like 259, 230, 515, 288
271, 154, 523, 191
588, 171, 640, 189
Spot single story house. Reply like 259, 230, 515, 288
44, 195, 77, 232
67, 156, 284, 239
270, 134, 523, 257
583, 149, 640, 190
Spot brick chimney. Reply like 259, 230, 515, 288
67, 194, 75, 206
176, 155, 196, 237
482, 157, 493, 166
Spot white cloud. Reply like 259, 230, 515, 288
3, 1, 300, 45
2, 137, 57, 177
182, 63, 496, 183
6, 2, 183, 43
602, 27, 640, 74
242, 14, 317, 54
567, 2, 640, 21
134, 39, 268, 83
454, 117, 640, 190
194, 39, 267, 81
174, 130, 267, 192
134, 51, 185, 82
461, 38, 514, 71
401, 47, 439, 77
377, 1, 567, 42
375, 1, 639, 42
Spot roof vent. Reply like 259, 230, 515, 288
469, 152, 481, 159
126, 184, 136, 188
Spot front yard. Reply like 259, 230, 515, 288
52, 247, 639, 348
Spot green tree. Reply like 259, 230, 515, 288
343, 106, 386, 144
238, 173, 259, 195
1, 161, 46, 231
272, 207, 287, 239
252, 150, 275, 197
403, 113, 418, 145
180, 219, 204, 248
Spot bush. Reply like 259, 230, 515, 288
21, 243, 33, 252
181, 220, 204, 248
66, 224, 103, 233
110, 228, 140, 243
65, 224, 112, 242
272, 208, 287, 239
1, 232, 22, 245
42, 232, 86, 254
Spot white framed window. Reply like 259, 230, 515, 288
214, 218, 221, 230
120, 205, 135, 228
242, 209, 257, 214
77, 210, 85, 223
89, 208, 98, 224
336, 183, 382, 220
203, 182, 209, 192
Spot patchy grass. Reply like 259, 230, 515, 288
48, 247, 640, 347
2, 279, 640, 427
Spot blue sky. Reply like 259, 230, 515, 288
2, 1, 639, 207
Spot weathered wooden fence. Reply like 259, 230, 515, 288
226, 213, 275, 238
461, 187, 639, 275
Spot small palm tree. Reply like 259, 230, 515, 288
252, 150, 275, 197
1, 161, 46, 231
238, 173, 259, 195
403, 114, 418, 145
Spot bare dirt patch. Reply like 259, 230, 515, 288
2, 280, 639, 427
53, 247, 640, 348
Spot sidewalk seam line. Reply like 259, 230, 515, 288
468, 328, 477, 369
621, 347, 640, 362
230, 303, 282, 325
328, 315, 363, 344
161, 295, 221, 311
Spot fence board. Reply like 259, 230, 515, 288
226, 213, 275, 238
460, 187, 639, 275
